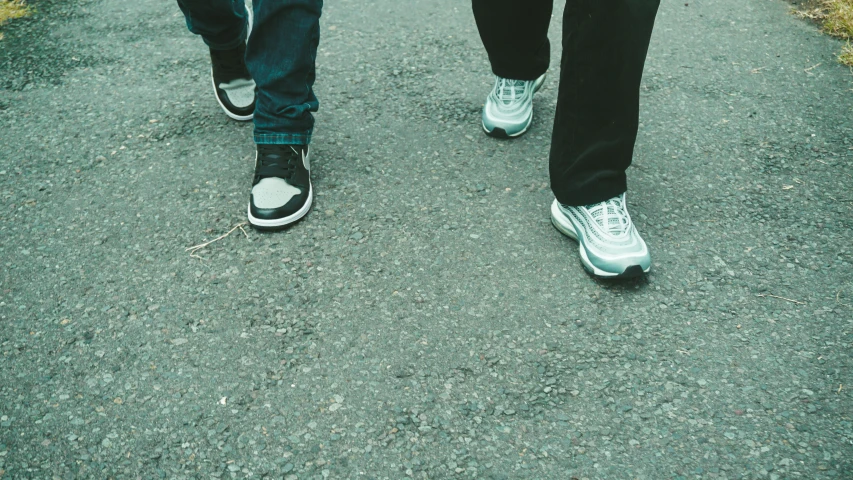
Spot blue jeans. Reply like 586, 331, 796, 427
177, 0, 322, 145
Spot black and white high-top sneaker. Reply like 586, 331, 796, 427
248, 144, 313, 230
209, 39, 255, 121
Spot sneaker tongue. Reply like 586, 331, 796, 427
498, 79, 526, 103
588, 200, 628, 235
211, 44, 248, 77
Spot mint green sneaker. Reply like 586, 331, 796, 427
481, 74, 545, 138
550, 193, 651, 278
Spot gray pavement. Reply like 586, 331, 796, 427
1, 0, 852, 478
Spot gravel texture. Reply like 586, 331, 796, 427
1, 0, 852, 478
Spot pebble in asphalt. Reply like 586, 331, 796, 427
1, 0, 852, 478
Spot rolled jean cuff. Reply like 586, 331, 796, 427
254, 131, 313, 146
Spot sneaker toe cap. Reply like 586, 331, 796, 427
250, 179, 309, 220
584, 240, 651, 276
482, 100, 531, 136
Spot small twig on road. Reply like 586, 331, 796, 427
836, 290, 851, 308
186, 222, 249, 259
804, 62, 822, 73
750, 66, 768, 74
838, 384, 843, 395
793, 8, 826, 21
756, 293, 806, 305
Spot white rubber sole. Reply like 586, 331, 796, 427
248, 183, 313, 229
550, 200, 650, 278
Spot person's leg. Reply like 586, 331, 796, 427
245, 0, 323, 230
248, 0, 322, 146
176, 0, 248, 50
548, 0, 659, 278
549, 0, 659, 206
473, 0, 552, 138
177, 0, 255, 120
472, 0, 552, 81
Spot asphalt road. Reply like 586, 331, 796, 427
1, 0, 852, 478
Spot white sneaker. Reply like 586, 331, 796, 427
550, 193, 651, 278
481, 74, 545, 138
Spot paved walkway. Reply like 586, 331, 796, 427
1, 0, 851, 478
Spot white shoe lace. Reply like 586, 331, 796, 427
584, 195, 631, 237
494, 77, 527, 105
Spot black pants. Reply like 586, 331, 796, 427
473, 0, 659, 206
